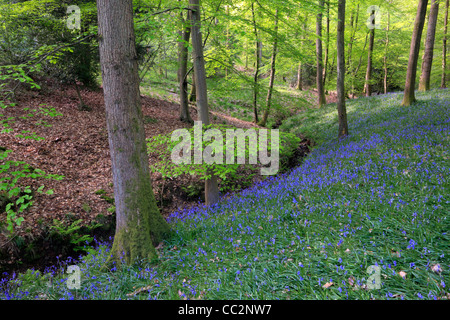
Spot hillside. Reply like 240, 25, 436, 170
1, 88, 449, 300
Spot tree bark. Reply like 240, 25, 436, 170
296, 62, 303, 90
296, 16, 308, 90
189, 0, 220, 206
364, 10, 375, 97
316, 0, 326, 107
419, 0, 439, 91
189, 73, 196, 102
442, 0, 449, 88
337, 0, 348, 139
252, 2, 260, 123
97, 0, 170, 266
323, 1, 330, 88
178, 7, 194, 124
402, 0, 429, 106
259, 9, 279, 127
384, 12, 390, 94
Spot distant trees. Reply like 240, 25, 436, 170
259, 9, 279, 127
402, 0, 429, 106
97, 0, 170, 265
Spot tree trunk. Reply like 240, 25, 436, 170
178, 7, 194, 124
442, 0, 449, 88
364, 10, 375, 97
296, 16, 308, 90
259, 9, 279, 127
316, 0, 326, 107
419, 0, 439, 91
97, 0, 170, 266
384, 12, 390, 94
323, 1, 330, 88
402, 0, 429, 106
296, 62, 303, 90
189, 73, 196, 102
337, 0, 348, 139
189, 0, 220, 206
347, 3, 359, 73
252, 2, 260, 123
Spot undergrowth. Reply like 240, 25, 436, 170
1, 89, 449, 300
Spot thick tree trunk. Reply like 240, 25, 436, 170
316, 0, 326, 107
402, 0, 429, 106
189, 0, 220, 206
384, 12, 390, 94
419, 0, 439, 91
442, 0, 449, 88
97, 0, 170, 266
337, 0, 348, 139
259, 9, 279, 127
178, 8, 194, 124
364, 10, 375, 97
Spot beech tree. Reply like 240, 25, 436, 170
316, 0, 326, 107
189, 0, 220, 206
364, 8, 375, 97
97, 0, 171, 265
259, 9, 279, 127
337, 0, 348, 138
442, 0, 449, 88
178, 6, 194, 124
251, 1, 261, 123
419, 0, 439, 91
384, 11, 390, 94
402, 0, 429, 106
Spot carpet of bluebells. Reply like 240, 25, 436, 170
1, 89, 449, 300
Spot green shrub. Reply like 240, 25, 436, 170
147, 123, 302, 185
49, 218, 101, 253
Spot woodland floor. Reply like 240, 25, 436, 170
0, 80, 337, 274
0, 82, 291, 273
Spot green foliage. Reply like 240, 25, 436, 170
0, 67, 63, 233
0, 0, 99, 87
147, 123, 301, 184
0, 149, 62, 234
49, 218, 101, 253
0, 64, 41, 99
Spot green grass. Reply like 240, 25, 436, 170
1, 89, 449, 300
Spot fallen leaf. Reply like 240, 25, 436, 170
348, 277, 355, 286
431, 264, 442, 274
322, 282, 333, 289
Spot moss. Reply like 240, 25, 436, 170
104, 145, 172, 268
